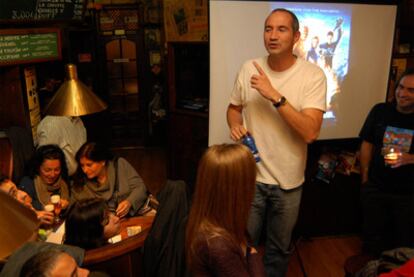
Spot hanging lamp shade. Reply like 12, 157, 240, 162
44, 64, 107, 116
0, 191, 39, 260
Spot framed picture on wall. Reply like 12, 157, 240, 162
149, 51, 161, 66
144, 28, 161, 49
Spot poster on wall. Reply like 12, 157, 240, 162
163, 0, 208, 41
24, 66, 41, 145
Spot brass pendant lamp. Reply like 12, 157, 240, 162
44, 64, 107, 116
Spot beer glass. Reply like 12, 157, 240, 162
382, 146, 402, 167
44, 203, 54, 213
50, 195, 62, 223
44, 204, 55, 228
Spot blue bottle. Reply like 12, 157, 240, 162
242, 134, 261, 162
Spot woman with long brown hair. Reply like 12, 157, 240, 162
72, 142, 147, 218
186, 144, 265, 276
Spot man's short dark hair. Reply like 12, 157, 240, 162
269, 8, 300, 33
327, 31, 334, 36
20, 249, 65, 277
398, 68, 414, 84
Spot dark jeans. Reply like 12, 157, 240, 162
247, 183, 302, 277
361, 181, 414, 257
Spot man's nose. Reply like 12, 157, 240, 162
270, 30, 279, 39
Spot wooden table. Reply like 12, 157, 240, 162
83, 215, 154, 277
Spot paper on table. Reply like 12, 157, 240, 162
46, 223, 65, 244
108, 234, 122, 244
127, 225, 142, 237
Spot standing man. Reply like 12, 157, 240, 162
37, 116, 87, 176
227, 9, 327, 277
359, 69, 414, 257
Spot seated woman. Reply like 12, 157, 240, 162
0, 174, 54, 225
19, 144, 70, 211
186, 144, 265, 276
65, 198, 120, 249
71, 142, 147, 218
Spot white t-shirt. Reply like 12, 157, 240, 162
230, 57, 326, 189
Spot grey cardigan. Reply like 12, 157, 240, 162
71, 157, 147, 215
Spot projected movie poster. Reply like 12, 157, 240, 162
275, 4, 351, 123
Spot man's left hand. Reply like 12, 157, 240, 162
251, 61, 280, 102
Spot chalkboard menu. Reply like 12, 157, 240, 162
0, 29, 61, 66
0, 0, 85, 21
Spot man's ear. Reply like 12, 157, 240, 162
293, 31, 301, 44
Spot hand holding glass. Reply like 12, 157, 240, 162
382, 146, 402, 167
43, 204, 55, 226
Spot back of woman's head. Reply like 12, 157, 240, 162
28, 144, 68, 180
187, 144, 256, 250
75, 142, 113, 164
65, 198, 107, 249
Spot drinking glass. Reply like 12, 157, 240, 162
44, 204, 55, 228
382, 145, 402, 167
44, 204, 54, 213
50, 195, 62, 223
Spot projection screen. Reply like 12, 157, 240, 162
209, 0, 397, 144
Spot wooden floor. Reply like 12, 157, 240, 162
114, 146, 363, 277
287, 235, 362, 277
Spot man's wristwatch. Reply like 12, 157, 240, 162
272, 96, 287, 109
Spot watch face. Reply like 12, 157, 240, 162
273, 96, 286, 108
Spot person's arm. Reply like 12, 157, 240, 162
116, 158, 147, 217
197, 236, 266, 277
360, 140, 374, 184
250, 61, 324, 143
227, 104, 247, 141
335, 27, 342, 45
333, 18, 343, 45
245, 246, 266, 276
